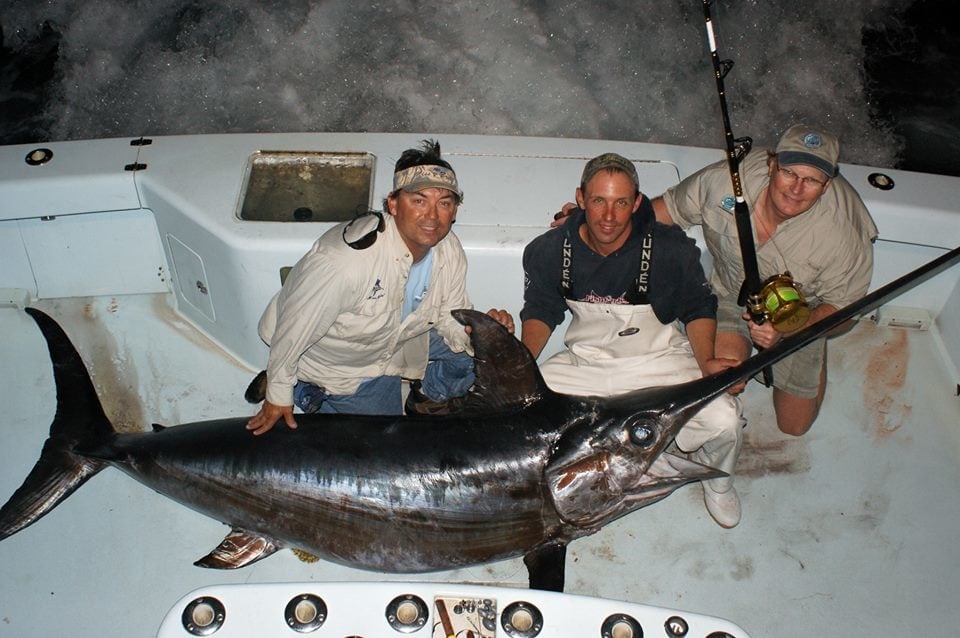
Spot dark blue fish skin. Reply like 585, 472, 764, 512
104, 406, 581, 572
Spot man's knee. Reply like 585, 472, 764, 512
777, 415, 816, 437
716, 331, 751, 361
773, 390, 820, 436
679, 396, 743, 451
422, 350, 476, 402
714, 409, 745, 446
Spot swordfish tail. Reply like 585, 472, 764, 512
0, 308, 114, 540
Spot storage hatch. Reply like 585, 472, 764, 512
238, 151, 375, 222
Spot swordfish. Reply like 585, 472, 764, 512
1, 246, 957, 591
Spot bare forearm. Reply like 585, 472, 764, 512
521, 318, 553, 359
748, 303, 849, 349
804, 303, 853, 337
685, 317, 717, 374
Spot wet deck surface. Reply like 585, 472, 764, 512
1, 294, 958, 637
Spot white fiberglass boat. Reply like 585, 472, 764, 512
1, 132, 958, 637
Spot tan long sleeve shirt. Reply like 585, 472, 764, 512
258, 214, 473, 405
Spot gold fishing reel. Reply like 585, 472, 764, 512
746, 272, 810, 333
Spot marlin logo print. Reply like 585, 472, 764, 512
367, 278, 384, 300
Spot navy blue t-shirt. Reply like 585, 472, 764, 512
520, 197, 717, 331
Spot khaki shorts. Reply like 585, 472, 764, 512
717, 293, 825, 399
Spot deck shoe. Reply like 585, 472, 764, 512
703, 483, 741, 529
244, 370, 267, 404
404, 379, 466, 416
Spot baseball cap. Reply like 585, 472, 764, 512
581, 153, 639, 190
775, 125, 840, 177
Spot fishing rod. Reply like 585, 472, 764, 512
687, 245, 960, 402
702, 1, 759, 303
701, 0, 803, 386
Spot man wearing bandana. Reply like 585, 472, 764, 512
246, 140, 513, 435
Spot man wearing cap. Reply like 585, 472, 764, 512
246, 139, 514, 435
653, 124, 877, 436
521, 152, 745, 528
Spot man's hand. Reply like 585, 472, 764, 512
742, 312, 784, 349
246, 400, 298, 436
485, 308, 515, 334
702, 356, 748, 395
549, 202, 577, 228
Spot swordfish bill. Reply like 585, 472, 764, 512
1, 245, 956, 590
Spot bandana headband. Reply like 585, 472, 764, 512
393, 164, 464, 201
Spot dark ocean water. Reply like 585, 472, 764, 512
1, 0, 958, 176
862, 0, 960, 176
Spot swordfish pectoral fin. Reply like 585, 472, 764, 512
523, 542, 568, 592
193, 529, 283, 569
525, 456, 727, 592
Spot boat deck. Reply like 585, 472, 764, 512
2, 292, 958, 637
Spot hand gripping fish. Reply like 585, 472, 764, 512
1, 246, 957, 592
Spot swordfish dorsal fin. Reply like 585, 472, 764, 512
194, 529, 282, 569
450, 309, 556, 413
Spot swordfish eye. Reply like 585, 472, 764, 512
627, 420, 656, 448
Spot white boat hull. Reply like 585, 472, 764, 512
1, 132, 958, 636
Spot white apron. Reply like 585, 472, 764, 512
540, 299, 743, 492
